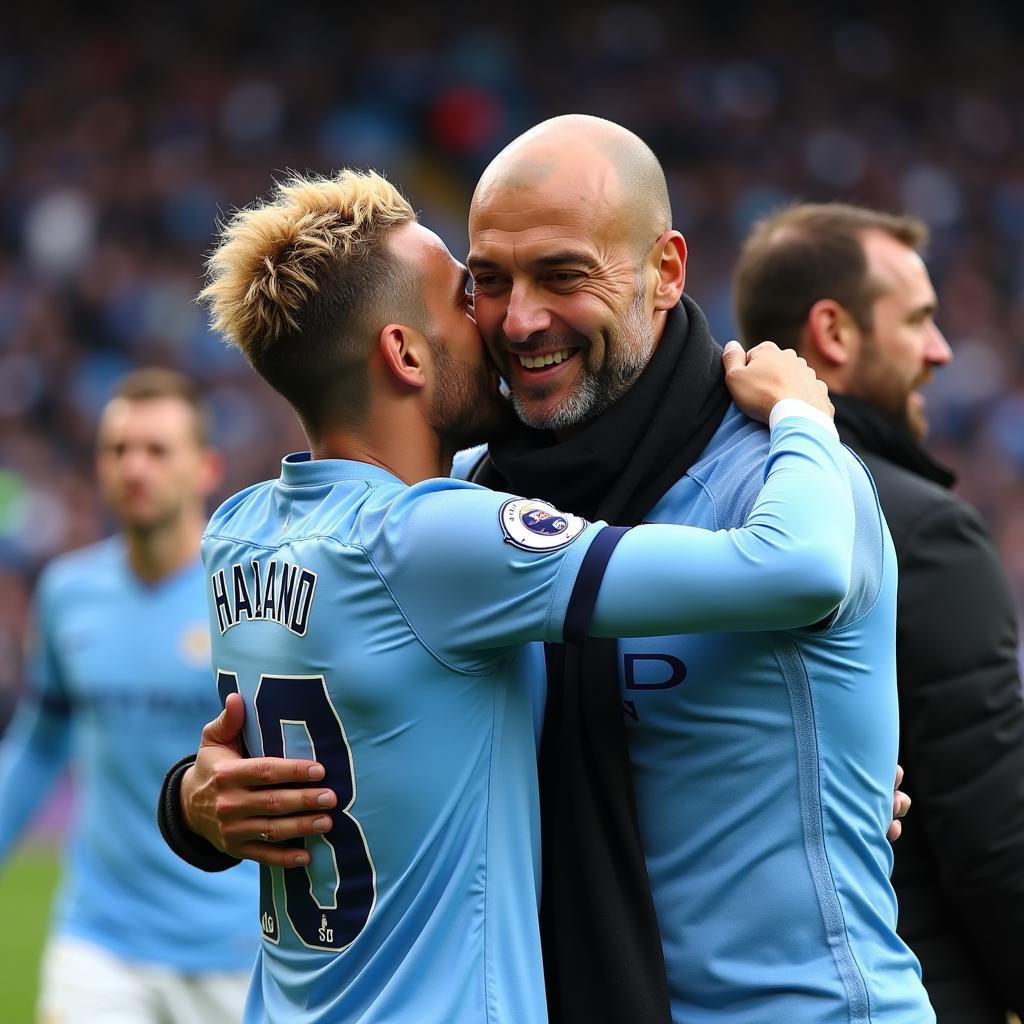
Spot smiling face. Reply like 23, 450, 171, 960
468, 156, 664, 432
390, 221, 517, 448
850, 231, 952, 440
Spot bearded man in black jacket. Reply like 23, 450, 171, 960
734, 201, 1024, 1024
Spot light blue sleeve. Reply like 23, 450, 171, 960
591, 417, 855, 636
366, 479, 605, 666
825, 447, 892, 630
0, 575, 73, 867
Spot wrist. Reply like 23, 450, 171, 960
769, 398, 838, 438
179, 765, 199, 834
157, 752, 239, 872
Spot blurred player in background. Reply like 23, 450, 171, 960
157, 167, 860, 1023
0, 368, 259, 1023
734, 202, 1024, 1024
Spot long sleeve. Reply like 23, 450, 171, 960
0, 587, 73, 866
592, 416, 854, 637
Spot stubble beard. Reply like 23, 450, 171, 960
509, 290, 656, 432
428, 338, 518, 451
854, 333, 929, 441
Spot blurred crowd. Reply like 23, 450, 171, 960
2, 2, 1023, 717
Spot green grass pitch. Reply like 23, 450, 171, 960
0, 843, 60, 1022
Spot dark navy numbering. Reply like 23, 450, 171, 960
217, 671, 377, 952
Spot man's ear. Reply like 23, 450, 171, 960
378, 323, 428, 391
651, 230, 687, 311
805, 299, 859, 369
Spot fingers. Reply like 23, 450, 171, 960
893, 763, 910, 820
721, 340, 747, 374
249, 814, 333, 844
888, 768, 911, 842
213, 776, 337, 822
745, 340, 782, 360
221, 691, 246, 738
199, 695, 245, 748
215, 756, 326, 787
894, 790, 911, 819
236, 841, 312, 869
228, 815, 336, 868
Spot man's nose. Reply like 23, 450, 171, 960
119, 448, 153, 477
503, 284, 551, 343
926, 324, 953, 367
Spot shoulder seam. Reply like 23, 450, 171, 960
821, 447, 887, 636
358, 546, 503, 678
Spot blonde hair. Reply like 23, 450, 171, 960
200, 169, 418, 428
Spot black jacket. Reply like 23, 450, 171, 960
834, 395, 1024, 1023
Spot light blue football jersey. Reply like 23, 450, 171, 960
619, 405, 934, 1023
0, 539, 259, 972
207, 416, 856, 1024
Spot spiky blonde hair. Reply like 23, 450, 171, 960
200, 169, 418, 427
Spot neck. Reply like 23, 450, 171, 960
124, 513, 204, 585
311, 411, 451, 485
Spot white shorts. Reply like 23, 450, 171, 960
37, 934, 250, 1024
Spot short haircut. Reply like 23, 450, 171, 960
200, 169, 419, 430
733, 202, 929, 351
111, 366, 210, 445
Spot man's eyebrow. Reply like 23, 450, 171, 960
466, 251, 598, 271
466, 255, 500, 271
528, 251, 599, 270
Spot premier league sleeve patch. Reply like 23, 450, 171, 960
499, 498, 589, 551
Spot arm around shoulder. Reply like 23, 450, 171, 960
590, 417, 854, 638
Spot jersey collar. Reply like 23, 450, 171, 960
280, 451, 403, 487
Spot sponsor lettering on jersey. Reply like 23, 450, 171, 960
499, 498, 588, 551
624, 653, 687, 690
211, 558, 318, 636
623, 654, 688, 724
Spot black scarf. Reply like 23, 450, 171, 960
472, 296, 731, 1024
832, 394, 956, 489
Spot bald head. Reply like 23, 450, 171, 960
467, 116, 687, 432
473, 115, 671, 255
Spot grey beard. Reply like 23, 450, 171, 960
511, 351, 649, 430
511, 299, 656, 431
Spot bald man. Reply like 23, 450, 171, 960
456, 115, 933, 1024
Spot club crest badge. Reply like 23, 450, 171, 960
499, 498, 588, 551
179, 622, 212, 668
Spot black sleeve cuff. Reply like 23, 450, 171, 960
157, 753, 241, 872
